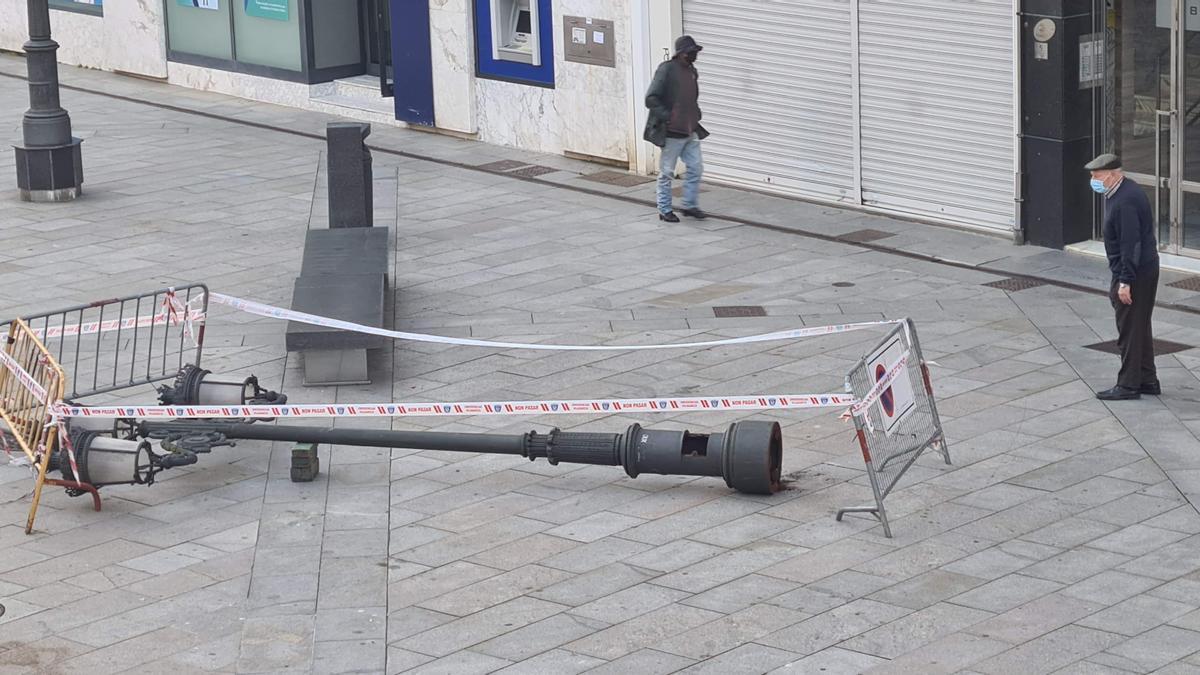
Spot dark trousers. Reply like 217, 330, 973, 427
1110, 266, 1159, 389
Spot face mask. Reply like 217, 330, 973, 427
1090, 178, 1107, 194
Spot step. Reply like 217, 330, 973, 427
334, 75, 386, 98
309, 92, 396, 118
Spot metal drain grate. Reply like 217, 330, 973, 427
713, 305, 767, 318
1084, 338, 1194, 356
838, 229, 896, 243
477, 159, 531, 172
1167, 276, 1200, 292
581, 170, 654, 187
983, 277, 1047, 292
507, 165, 559, 178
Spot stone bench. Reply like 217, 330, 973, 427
285, 227, 389, 385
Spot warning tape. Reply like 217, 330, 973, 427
847, 351, 909, 418
207, 292, 900, 352
30, 309, 206, 340
0, 348, 48, 403
51, 393, 861, 419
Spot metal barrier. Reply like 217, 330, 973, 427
0, 284, 207, 401
0, 318, 85, 533
837, 318, 949, 537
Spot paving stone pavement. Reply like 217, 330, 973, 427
2, 54, 1200, 673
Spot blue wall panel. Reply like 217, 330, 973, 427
391, 0, 435, 126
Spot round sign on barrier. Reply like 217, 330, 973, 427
875, 363, 895, 417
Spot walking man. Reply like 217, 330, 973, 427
1087, 153, 1161, 400
645, 35, 708, 223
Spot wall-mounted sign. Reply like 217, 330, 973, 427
178, 0, 219, 9
1079, 33, 1103, 89
245, 0, 288, 21
563, 15, 615, 67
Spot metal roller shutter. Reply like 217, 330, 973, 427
681, 0, 856, 204
680, 0, 1015, 233
858, 0, 1015, 231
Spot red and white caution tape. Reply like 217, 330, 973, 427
31, 308, 206, 340
52, 393, 861, 419
0, 348, 48, 403
207, 292, 899, 352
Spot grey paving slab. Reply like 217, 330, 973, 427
4, 57, 1200, 673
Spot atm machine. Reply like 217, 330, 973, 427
493, 0, 539, 65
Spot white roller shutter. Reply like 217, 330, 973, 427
681, 0, 856, 204
680, 0, 1016, 233
858, 0, 1015, 231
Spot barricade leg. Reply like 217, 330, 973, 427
25, 442, 53, 534
836, 427, 893, 538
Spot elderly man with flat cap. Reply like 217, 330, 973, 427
1087, 153, 1161, 400
644, 35, 709, 223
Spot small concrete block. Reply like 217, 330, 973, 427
291, 443, 320, 482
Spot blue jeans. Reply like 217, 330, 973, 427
657, 134, 703, 214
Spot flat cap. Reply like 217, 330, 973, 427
1084, 153, 1121, 171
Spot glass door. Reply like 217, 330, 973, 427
1178, 0, 1200, 249
1113, 0, 1200, 255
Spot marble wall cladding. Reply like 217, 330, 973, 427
167, 61, 313, 107
438, 0, 634, 162
0, 0, 167, 78
429, 0, 477, 134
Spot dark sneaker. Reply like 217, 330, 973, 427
681, 207, 708, 220
1140, 381, 1162, 396
1096, 385, 1141, 401
659, 211, 680, 222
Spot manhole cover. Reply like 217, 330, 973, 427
507, 165, 558, 178
1083, 338, 1194, 356
1167, 276, 1200, 292
838, 229, 896, 243
832, 282, 856, 288
713, 305, 767, 318
477, 159, 530, 172
983, 277, 1047, 292
581, 170, 654, 187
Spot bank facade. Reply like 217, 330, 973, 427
2, 1, 1196, 256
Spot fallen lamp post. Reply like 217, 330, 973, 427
47, 413, 783, 495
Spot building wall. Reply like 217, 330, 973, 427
429, 0, 634, 164
0, 2, 167, 79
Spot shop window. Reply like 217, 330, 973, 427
474, 0, 554, 86
49, 0, 103, 16
163, 0, 370, 84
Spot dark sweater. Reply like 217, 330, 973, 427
667, 59, 700, 138
1103, 179, 1159, 283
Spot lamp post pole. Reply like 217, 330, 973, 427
14, 0, 83, 202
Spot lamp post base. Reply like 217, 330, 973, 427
14, 137, 83, 203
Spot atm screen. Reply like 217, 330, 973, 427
516, 10, 531, 34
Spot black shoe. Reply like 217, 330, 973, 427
1140, 381, 1162, 396
681, 207, 708, 220
1096, 385, 1141, 401
659, 211, 680, 222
